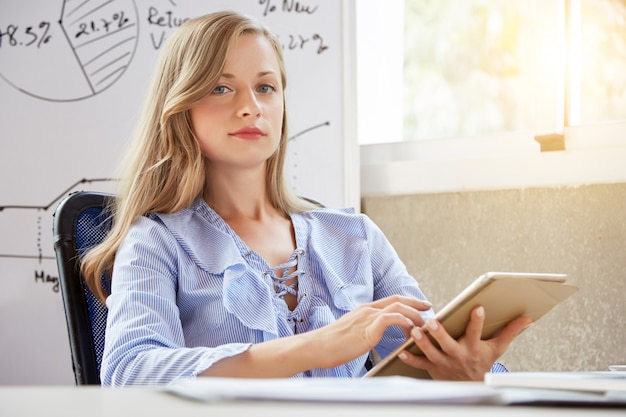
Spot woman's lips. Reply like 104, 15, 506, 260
229, 127, 265, 140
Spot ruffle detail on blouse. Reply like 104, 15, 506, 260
153, 199, 280, 336
292, 208, 373, 311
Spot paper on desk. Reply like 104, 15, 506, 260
485, 371, 626, 406
167, 376, 500, 404
497, 387, 626, 406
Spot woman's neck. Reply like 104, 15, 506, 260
203, 164, 280, 222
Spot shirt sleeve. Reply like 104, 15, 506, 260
101, 216, 249, 386
363, 214, 436, 359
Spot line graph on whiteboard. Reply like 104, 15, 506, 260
0, 0, 139, 101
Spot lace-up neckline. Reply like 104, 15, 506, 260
264, 248, 305, 300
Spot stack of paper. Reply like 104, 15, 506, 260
167, 376, 501, 404
485, 371, 626, 406
167, 373, 626, 407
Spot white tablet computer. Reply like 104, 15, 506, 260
365, 272, 579, 379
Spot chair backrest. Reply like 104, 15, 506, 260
53, 191, 114, 385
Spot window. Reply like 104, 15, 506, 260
571, 0, 626, 124
403, 0, 535, 141
357, 0, 626, 195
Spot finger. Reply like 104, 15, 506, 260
464, 305, 486, 343
369, 312, 417, 340
398, 348, 433, 373
411, 326, 447, 364
380, 302, 427, 327
365, 296, 431, 328
370, 295, 433, 312
422, 318, 460, 356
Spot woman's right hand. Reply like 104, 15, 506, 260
202, 295, 431, 378
310, 295, 432, 369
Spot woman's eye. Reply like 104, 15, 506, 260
258, 84, 275, 94
212, 85, 230, 95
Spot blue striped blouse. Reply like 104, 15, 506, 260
101, 198, 433, 386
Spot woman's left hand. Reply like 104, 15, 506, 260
397, 305, 533, 381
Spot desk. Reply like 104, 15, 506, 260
0, 386, 623, 417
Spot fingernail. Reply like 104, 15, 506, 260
422, 300, 433, 307
413, 327, 423, 340
476, 306, 485, 317
399, 352, 408, 361
427, 320, 438, 331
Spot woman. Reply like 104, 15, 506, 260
82, 11, 531, 386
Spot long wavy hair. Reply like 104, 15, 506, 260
82, 11, 315, 302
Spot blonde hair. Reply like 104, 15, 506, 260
82, 11, 315, 302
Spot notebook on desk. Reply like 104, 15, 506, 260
485, 371, 626, 406
365, 272, 579, 379
485, 371, 626, 393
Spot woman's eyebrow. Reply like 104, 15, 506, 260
220, 71, 278, 79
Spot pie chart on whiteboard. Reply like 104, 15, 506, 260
0, 0, 138, 102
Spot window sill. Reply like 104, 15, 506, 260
360, 121, 626, 196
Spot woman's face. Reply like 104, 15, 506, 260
190, 33, 284, 172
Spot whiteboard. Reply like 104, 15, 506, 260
0, 0, 357, 384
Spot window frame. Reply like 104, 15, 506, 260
357, 0, 626, 196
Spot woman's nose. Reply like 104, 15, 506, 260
237, 89, 261, 118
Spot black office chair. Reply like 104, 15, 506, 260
53, 191, 114, 385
